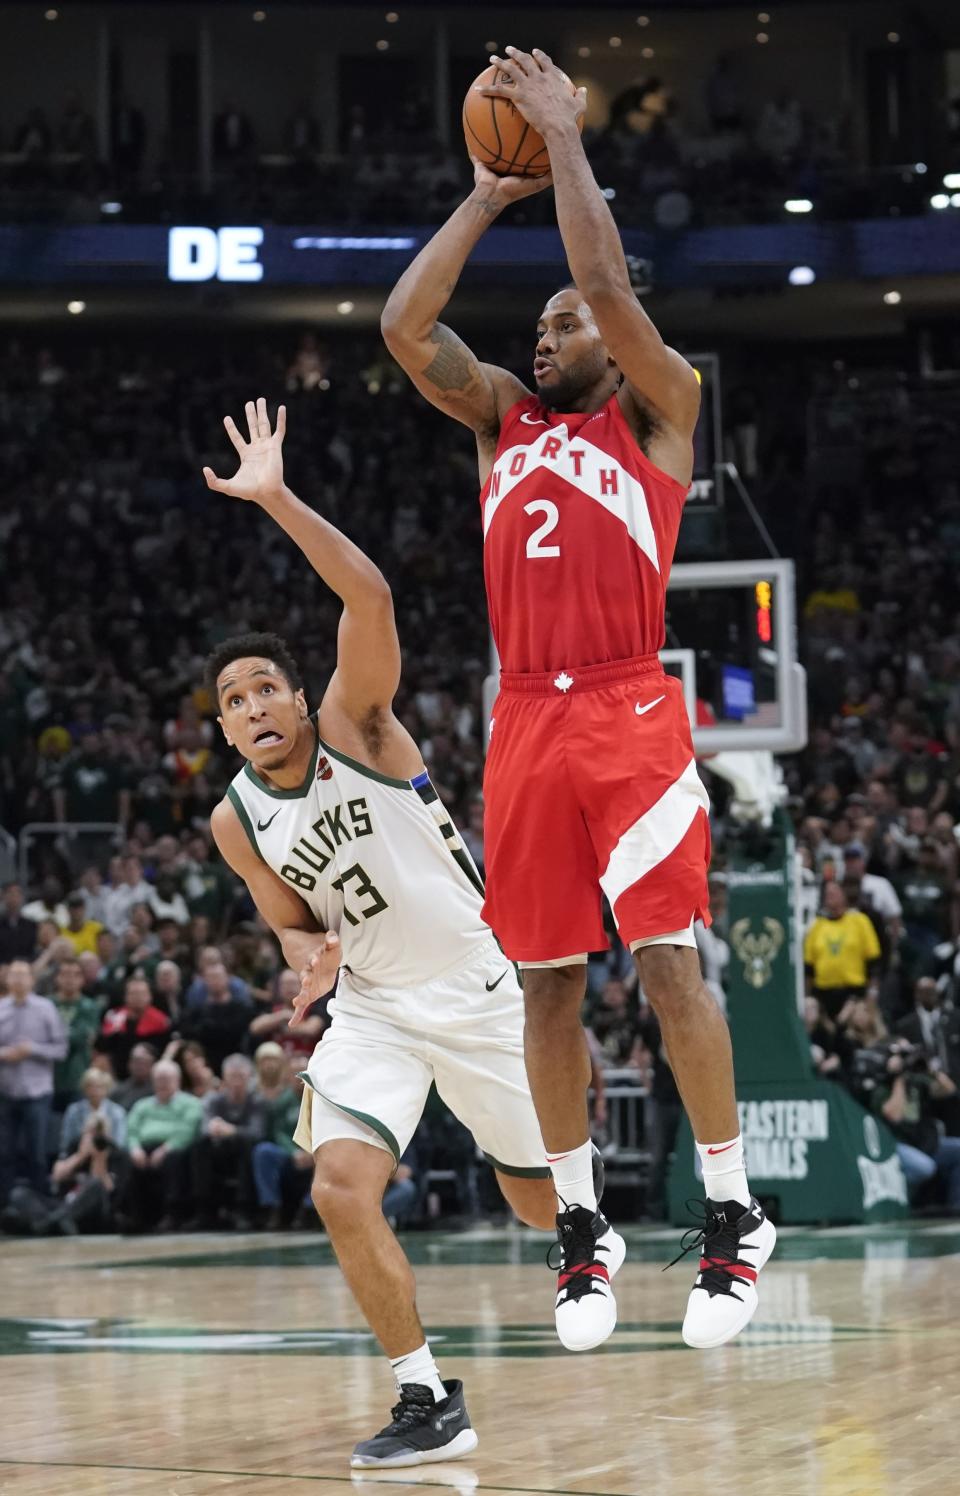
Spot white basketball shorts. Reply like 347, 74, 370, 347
293, 937, 548, 1177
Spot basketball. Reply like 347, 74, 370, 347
462, 63, 581, 178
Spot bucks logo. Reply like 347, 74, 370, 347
730, 917, 785, 989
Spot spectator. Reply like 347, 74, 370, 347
252, 1054, 312, 1229
180, 961, 253, 1074
896, 839, 958, 969
112, 1042, 156, 1111
77, 949, 107, 1000
804, 994, 849, 1081
586, 979, 638, 1065
153, 958, 184, 1021
58, 1066, 128, 1157
104, 856, 153, 937
99, 974, 171, 1079
0, 883, 37, 962
804, 880, 882, 1018
122, 1060, 203, 1232
147, 874, 190, 928
873, 1038, 960, 1213
383, 1142, 420, 1232
190, 1053, 265, 1230
77, 865, 110, 928
60, 890, 105, 955
22, 877, 68, 928
842, 843, 902, 943
895, 732, 948, 812
0, 958, 67, 1206
52, 732, 131, 844
227, 921, 274, 1000
50, 1068, 129, 1234
184, 948, 251, 1010
181, 834, 234, 929
252, 1040, 288, 1104
51, 955, 102, 1110
248, 966, 323, 1056
165, 1038, 219, 1100
896, 976, 960, 1133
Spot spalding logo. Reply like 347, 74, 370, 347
316, 755, 333, 782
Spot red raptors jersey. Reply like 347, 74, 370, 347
480, 393, 689, 674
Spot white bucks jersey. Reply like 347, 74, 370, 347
226, 729, 490, 990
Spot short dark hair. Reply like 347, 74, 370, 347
203, 631, 303, 704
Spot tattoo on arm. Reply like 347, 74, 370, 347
423, 325, 479, 394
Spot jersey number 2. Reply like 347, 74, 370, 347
524, 500, 560, 559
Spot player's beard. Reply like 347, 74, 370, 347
536, 359, 606, 412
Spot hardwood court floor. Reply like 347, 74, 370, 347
1, 1220, 958, 1496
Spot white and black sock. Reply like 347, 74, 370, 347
696, 1134, 751, 1213
546, 1139, 596, 1212
390, 1341, 446, 1403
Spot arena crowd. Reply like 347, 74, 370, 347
1, 330, 960, 1234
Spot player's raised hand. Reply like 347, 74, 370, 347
203, 396, 287, 505
289, 930, 342, 1028
479, 47, 586, 139
471, 154, 553, 204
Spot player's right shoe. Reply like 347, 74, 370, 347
550, 1201, 626, 1352
350, 1380, 478, 1469
676, 1195, 777, 1349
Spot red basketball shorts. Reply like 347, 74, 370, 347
481, 656, 712, 964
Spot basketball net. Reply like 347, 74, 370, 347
704, 749, 786, 830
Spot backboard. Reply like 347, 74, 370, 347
482, 557, 808, 756
665, 558, 807, 754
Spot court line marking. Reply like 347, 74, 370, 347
0, 1460, 623, 1496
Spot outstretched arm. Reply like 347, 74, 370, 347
482, 49, 700, 444
204, 398, 399, 722
380, 161, 547, 442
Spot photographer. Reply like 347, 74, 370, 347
50, 1068, 129, 1233
871, 1038, 960, 1212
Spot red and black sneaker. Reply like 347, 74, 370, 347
670, 1195, 776, 1349
549, 1201, 626, 1352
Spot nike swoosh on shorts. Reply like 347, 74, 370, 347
635, 694, 666, 717
485, 969, 509, 991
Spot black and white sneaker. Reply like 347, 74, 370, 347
350, 1380, 478, 1469
550, 1202, 626, 1352
672, 1195, 777, 1349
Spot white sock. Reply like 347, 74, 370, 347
546, 1139, 596, 1211
390, 1341, 446, 1403
696, 1134, 751, 1210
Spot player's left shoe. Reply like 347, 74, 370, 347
551, 1201, 626, 1352
349, 1380, 478, 1469
675, 1195, 777, 1349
